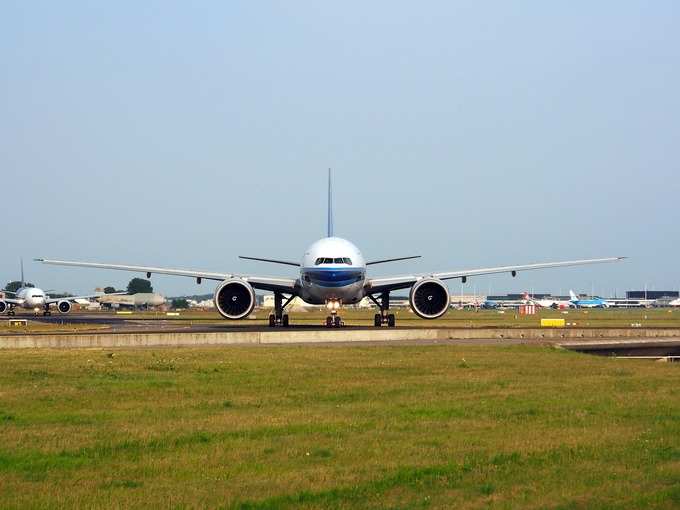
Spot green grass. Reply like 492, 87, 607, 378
0, 345, 679, 508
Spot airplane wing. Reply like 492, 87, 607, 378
35, 259, 298, 294
1, 297, 24, 305
44, 291, 128, 305
366, 257, 625, 294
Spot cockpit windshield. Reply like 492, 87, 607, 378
315, 257, 352, 265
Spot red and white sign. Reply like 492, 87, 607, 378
519, 304, 536, 315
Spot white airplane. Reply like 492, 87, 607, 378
523, 292, 572, 309
36, 171, 625, 327
669, 298, 680, 307
0, 260, 123, 316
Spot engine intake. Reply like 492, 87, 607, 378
0, 300, 7, 314
409, 278, 450, 319
214, 279, 256, 320
57, 300, 72, 314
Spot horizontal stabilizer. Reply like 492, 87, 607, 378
239, 256, 300, 267
366, 256, 421, 266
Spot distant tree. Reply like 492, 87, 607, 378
171, 298, 189, 309
5, 281, 34, 293
103, 286, 118, 294
127, 278, 153, 294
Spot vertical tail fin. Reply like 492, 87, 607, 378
569, 290, 578, 301
327, 168, 334, 238
20, 258, 25, 288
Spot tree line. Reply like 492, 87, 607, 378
4, 278, 153, 295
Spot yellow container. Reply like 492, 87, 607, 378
541, 318, 565, 328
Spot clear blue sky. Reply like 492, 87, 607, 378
2, 1, 679, 297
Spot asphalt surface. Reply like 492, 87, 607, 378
22, 313, 383, 334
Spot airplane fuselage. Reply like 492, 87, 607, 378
298, 237, 367, 305
13, 287, 47, 309
572, 299, 608, 308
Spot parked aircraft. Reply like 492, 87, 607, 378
569, 290, 609, 308
480, 299, 500, 310
98, 292, 166, 309
36, 171, 624, 327
524, 293, 572, 309
669, 298, 680, 307
0, 260, 123, 316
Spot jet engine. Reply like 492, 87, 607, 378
0, 300, 7, 314
57, 300, 72, 314
214, 279, 256, 319
409, 278, 450, 319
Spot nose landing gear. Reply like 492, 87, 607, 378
325, 300, 343, 327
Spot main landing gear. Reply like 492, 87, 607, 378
325, 299, 343, 328
7, 305, 16, 317
268, 291, 293, 327
43, 304, 51, 317
369, 291, 396, 327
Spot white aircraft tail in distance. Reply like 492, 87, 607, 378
0, 259, 126, 316
36, 170, 625, 327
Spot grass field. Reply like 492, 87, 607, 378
1, 345, 679, 508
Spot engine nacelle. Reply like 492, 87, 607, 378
214, 279, 256, 320
0, 300, 7, 314
409, 278, 450, 319
57, 300, 72, 314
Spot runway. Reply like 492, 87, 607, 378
25, 313, 398, 334
2, 312, 680, 355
